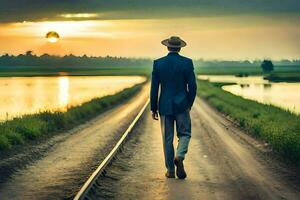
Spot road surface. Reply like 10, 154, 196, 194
1, 85, 299, 200
94, 98, 300, 200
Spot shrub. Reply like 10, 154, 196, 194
0, 134, 11, 150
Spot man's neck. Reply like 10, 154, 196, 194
168, 51, 179, 54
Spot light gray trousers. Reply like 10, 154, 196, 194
160, 110, 191, 172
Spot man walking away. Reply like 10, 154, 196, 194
150, 36, 197, 179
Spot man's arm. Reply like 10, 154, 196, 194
150, 61, 159, 120
186, 60, 197, 108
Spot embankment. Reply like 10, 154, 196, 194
197, 80, 300, 165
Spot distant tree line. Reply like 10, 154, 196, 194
0, 51, 152, 69
0, 51, 299, 68
194, 59, 300, 68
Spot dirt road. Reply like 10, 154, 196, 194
0, 85, 149, 200
95, 98, 300, 200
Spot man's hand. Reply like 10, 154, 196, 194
152, 111, 159, 120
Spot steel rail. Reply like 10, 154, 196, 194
74, 99, 150, 200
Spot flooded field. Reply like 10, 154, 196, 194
0, 76, 145, 121
198, 75, 300, 114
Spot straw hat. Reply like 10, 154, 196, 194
161, 36, 187, 48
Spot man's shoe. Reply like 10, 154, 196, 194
165, 171, 175, 178
174, 157, 187, 179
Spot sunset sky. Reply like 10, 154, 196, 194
0, 0, 299, 60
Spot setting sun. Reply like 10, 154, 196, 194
46, 31, 60, 43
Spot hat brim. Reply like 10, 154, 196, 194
161, 39, 187, 48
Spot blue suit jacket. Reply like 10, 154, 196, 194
150, 52, 197, 115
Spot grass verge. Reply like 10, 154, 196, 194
264, 72, 300, 82
0, 82, 145, 151
197, 80, 300, 165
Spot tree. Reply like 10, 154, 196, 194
261, 60, 274, 73
25, 50, 33, 56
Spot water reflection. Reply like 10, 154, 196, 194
58, 77, 69, 109
0, 76, 145, 121
198, 75, 300, 114
198, 75, 268, 84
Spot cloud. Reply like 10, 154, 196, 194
0, 0, 300, 22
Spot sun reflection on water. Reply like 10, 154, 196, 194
0, 76, 145, 121
58, 77, 69, 110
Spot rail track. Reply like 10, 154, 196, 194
74, 99, 150, 200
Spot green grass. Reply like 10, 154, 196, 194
264, 72, 300, 82
196, 65, 300, 75
0, 66, 152, 77
0, 82, 145, 151
197, 80, 300, 164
